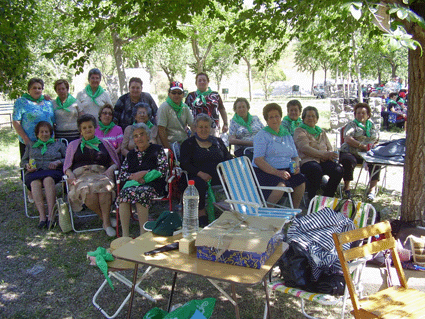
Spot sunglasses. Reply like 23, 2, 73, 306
171, 91, 183, 95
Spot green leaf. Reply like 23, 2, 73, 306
349, 4, 362, 20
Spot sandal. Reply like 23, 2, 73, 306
37, 220, 48, 229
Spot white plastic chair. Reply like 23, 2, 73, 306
267, 195, 377, 319
217, 156, 300, 219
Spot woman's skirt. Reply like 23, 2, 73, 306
68, 165, 115, 212
254, 167, 306, 199
24, 169, 63, 190
118, 185, 158, 207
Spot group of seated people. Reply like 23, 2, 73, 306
381, 91, 408, 130
15, 70, 382, 237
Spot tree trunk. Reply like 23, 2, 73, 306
311, 70, 315, 95
391, 62, 398, 78
400, 25, 425, 225
191, 33, 213, 74
264, 69, 268, 101
161, 65, 173, 83
243, 56, 252, 101
111, 32, 127, 95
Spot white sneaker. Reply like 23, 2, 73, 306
104, 226, 116, 237
110, 218, 117, 228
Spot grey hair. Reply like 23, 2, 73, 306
132, 122, 151, 138
194, 113, 213, 127
88, 68, 102, 80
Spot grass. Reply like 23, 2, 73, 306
0, 101, 405, 318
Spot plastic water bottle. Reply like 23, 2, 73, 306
182, 180, 199, 238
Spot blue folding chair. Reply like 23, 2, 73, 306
217, 156, 300, 219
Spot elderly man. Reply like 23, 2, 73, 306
114, 77, 158, 130
157, 81, 194, 150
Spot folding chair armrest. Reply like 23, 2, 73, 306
259, 186, 294, 193
225, 199, 261, 210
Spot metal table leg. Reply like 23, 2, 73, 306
127, 263, 139, 319
263, 278, 271, 319
167, 272, 178, 313
231, 283, 240, 319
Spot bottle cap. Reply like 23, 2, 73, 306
188, 180, 195, 186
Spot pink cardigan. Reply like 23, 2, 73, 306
63, 137, 120, 173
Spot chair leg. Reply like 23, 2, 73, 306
300, 299, 319, 319
92, 269, 156, 319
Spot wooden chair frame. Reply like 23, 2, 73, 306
333, 221, 425, 318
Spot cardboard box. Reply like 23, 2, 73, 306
195, 211, 288, 269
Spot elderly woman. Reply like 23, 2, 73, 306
76, 68, 112, 119
13, 78, 55, 157
121, 103, 160, 157
229, 97, 264, 158
339, 103, 380, 200
294, 106, 343, 203
21, 121, 66, 229
281, 99, 302, 136
94, 104, 123, 153
180, 114, 233, 226
52, 79, 81, 143
63, 114, 120, 237
158, 81, 194, 150
114, 77, 158, 131
185, 72, 228, 136
117, 123, 168, 237
253, 103, 306, 209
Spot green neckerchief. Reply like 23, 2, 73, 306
55, 94, 77, 112
166, 96, 187, 118
32, 138, 55, 155
299, 123, 323, 138
232, 113, 253, 133
353, 119, 372, 137
87, 247, 114, 289
283, 116, 302, 132
146, 121, 154, 129
85, 84, 105, 105
194, 87, 213, 105
263, 125, 290, 137
22, 93, 44, 103
98, 121, 115, 134
80, 136, 101, 153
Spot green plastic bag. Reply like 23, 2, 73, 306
206, 181, 216, 223
122, 169, 162, 189
143, 298, 216, 319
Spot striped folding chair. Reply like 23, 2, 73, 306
216, 156, 301, 219
267, 195, 377, 319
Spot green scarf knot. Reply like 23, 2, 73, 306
166, 96, 187, 118
99, 121, 116, 134
146, 121, 154, 129
353, 119, 372, 137
299, 123, 322, 138
194, 87, 213, 105
55, 94, 77, 112
22, 93, 44, 103
232, 113, 253, 133
81, 136, 101, 153
32, 138, 55, 155
283, 116, 302, 132
263, 125, 290, 137
85, 84, 105, 105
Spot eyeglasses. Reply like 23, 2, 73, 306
101, 112, 113, 116
171, 91, 183, 95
